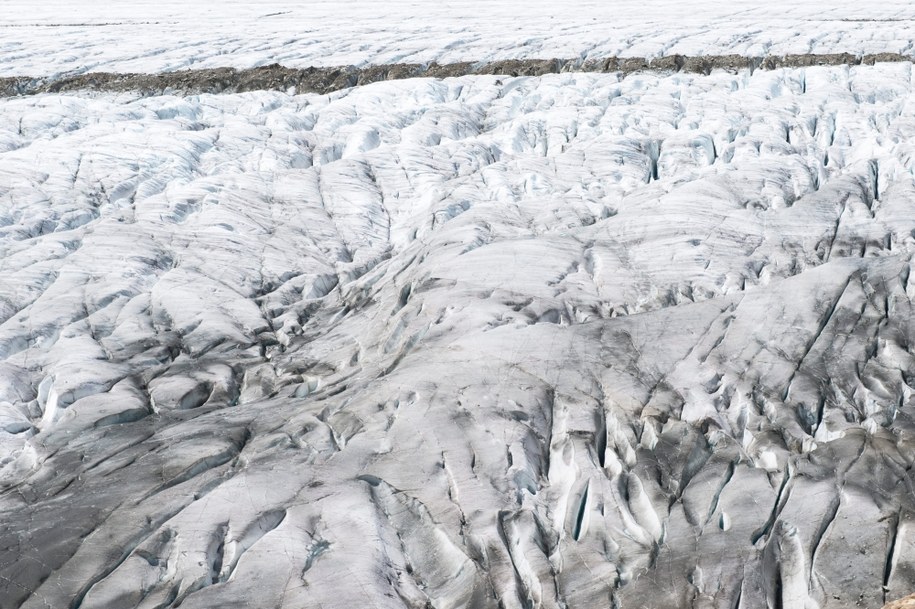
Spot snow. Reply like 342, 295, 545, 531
3, 4, 915, 609
0, 0, 914, 77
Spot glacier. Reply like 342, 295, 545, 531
3, 4, 915, 609
2, 0, 915, 77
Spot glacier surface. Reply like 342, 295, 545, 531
3, 6, 915, 609
1, 0, 915, 77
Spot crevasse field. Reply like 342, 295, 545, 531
3, 2, 915, 609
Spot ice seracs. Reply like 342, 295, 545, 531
3, 59, 915, 608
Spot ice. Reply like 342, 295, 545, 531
1, 1, 915, 79
2, 12, 915, 608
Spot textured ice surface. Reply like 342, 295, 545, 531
4, 63, 915, 607
1, 0, 915, 77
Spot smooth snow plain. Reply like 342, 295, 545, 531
3, 4, 915, 609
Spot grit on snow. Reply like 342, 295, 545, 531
3, 60, 915, 609
1, 0, 915, 77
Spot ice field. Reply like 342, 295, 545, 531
3, 3, 915, 608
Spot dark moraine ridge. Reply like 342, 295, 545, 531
0, 52, 911, 97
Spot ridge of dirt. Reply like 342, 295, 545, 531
1, 53, 910, 97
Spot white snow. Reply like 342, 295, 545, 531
0, 0, 914, 76
3, 5, 915, 609
2, 63, 915, 607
